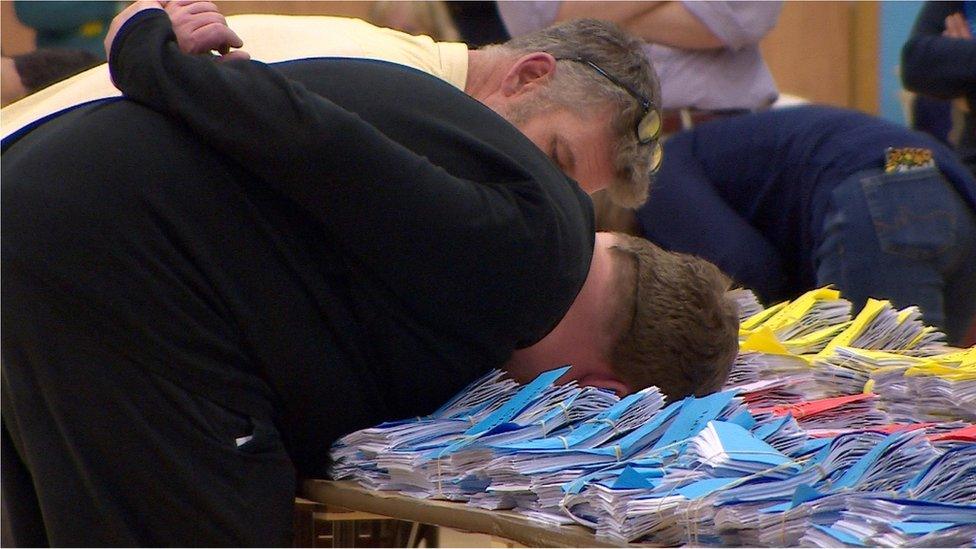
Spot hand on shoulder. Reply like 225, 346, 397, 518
105, 0, 250, 63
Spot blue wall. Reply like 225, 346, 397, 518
878, 1, 925, 125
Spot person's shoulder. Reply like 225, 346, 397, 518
271, 56, 469, 102
227, 14, 467, 88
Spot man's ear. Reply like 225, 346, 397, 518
500, 52, 558, 97
577, 372, 632, 397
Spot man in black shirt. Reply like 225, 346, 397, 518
1, 3, 737, 545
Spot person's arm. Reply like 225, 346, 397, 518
902, 2, 976, 99
107, 7, 532, 233
554, 1, 780, 51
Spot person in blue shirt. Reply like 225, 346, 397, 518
637, 105, 976, 345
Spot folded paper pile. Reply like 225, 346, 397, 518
329, 288, 976, 547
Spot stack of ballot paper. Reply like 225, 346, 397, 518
870, 349, 976, 423
329, 368, 523, 485
380, 368, 614, 498
751, 490, 853, 547
680, 420, 800, 481
819, 299, 948, 357
715, 431, 939, 546
738, 288, 853, 355
811, 347, 926, 397
751, 393, 891, 430
900, 444, 976, 504
466, 385, 667, 488
727, 351, 812, 386
328, 280, 975, 547
803, 497, 976, 547
752, 414, 809, 457
730, 377, 811, 409
728, 287, 765, 321
928, 424, 976, 451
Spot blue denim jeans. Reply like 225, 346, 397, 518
815, 167, 976, 344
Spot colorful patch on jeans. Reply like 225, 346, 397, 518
884, 147, 935, 173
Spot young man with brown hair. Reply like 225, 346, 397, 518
505, 232, 738, 400
610, 235, 739, 399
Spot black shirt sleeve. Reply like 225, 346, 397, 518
108, 10, 594, 353
901, 1, 976, 100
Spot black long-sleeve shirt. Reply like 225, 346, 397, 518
902, 1, 976, 173
2, 10, 593, 476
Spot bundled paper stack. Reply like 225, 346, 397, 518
801, 497, 976, 547
728, 287, 765, 321
750, 393, 891, 431
870, 349, 976, 423
327, 286, 974, 547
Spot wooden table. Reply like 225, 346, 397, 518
300, 480, 623, 547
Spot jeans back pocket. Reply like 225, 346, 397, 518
861, 167, 957, 261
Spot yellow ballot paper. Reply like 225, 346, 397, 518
819, 298, 888, 357
740, 301, 788, 333
783, 322, 851, 355
740, 326, 792, 356
759, 288, 842, 334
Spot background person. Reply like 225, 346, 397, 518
901, 0, 976, 178
367, 0, 460, 41
498, 1, 781, 124
636, 105, 976, 345
14, 1, 122, 58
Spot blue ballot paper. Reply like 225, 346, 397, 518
499, 387, 659, 451
612, 466, 658, 490
705, 420, 795, 469
422, 367, 573, 459
651, 391, 737, 454
429, 369, 514, 419
795, 436, 833, 456
831, 432, 904, 490
890, 521, 958, 535
753, 414, 792, 441
607, 399, 684, 454
465, 366, 571, 436
900, 444, 976, 503
862, 498, 976, 523
810, 524, 866, 546
675, 476, 742, 499
729, 409, 757, 430
573, 460, 666, 491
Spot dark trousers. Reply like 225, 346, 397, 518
816, 167, 976, 344
1, 318, 296, 546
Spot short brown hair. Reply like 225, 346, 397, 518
492, 19, 661, 208
607, 234, 739, 401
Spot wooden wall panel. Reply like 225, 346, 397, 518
760, 1, 879, 114
761, 1, 852, 107
851, 1, 880, 114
